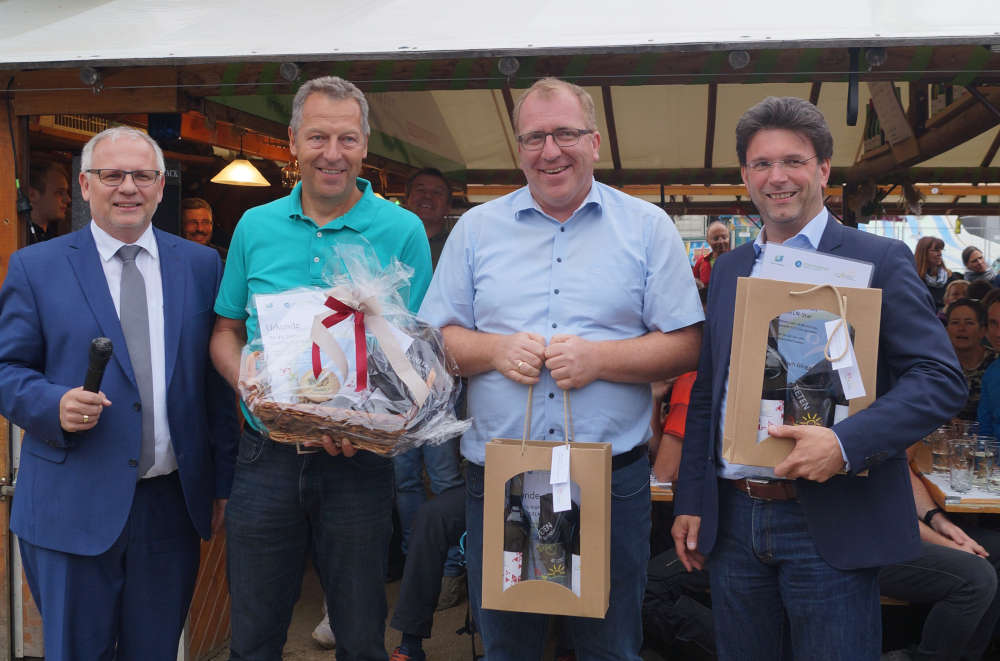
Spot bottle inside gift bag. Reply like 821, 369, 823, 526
502, 471, 581, 593
758, 309, 853, 440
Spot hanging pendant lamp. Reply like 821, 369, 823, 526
211, 131, 271, 187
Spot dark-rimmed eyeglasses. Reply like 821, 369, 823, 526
516, 128, 594, 150
746, 156, 818, 173
85, 169, 162, 187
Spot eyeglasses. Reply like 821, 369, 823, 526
746, 155, 818, 172
516, 128, 594, 150
85, 169, 161, 187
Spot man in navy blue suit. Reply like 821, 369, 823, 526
672, 97, 966, 660
0, 126, 238, 660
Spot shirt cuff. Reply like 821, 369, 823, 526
833, 431, 850, 472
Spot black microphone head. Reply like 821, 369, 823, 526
90, 337, 113, 364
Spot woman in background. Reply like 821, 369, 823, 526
916, 236, 961, 309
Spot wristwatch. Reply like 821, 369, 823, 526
922, 507, 944, 527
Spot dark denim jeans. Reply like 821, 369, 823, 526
709, 483, 881, 661
393, 438, 464, 571
226, 428, 394, 661
879, 528, 1000, 660
465, 452, 651, 661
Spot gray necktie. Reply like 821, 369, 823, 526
117, 245, 155, 476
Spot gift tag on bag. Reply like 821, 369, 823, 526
550, 444, 572, 512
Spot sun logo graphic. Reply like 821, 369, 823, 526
797, 413, 823, 426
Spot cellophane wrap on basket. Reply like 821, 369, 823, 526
239, 244, 470, 455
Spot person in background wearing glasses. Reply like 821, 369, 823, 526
0, 126, 238, 660
420, 77, 703, 661
672, 97, 966, 660
26, 157, 71, 244
181, 197, 227, 260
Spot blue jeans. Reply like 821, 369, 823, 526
226, 428, 394, 661
879, 530, 1000, 660
709, 483, 881, 661
465, 453, 651, 661
393, 438, 464, 573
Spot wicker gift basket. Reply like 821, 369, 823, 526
239, 244, 469, 455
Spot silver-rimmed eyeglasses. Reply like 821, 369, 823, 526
85, 169, 162, 187
746, 155, 818, 172
516, 128, 594, 150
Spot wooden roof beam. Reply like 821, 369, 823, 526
847, 86, 1000, 183
704, 83, 717, 170
601, 85, 622, 174
461, 167, 1000, 186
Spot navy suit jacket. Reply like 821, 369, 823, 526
0, 226, 238, 556
674, 215, 966, 570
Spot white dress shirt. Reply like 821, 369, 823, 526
90, 221, 177, 478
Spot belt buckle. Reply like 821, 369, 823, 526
745, 478, 773, 500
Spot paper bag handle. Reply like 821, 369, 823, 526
788, 283, 849, 363
521, 385, 574, 454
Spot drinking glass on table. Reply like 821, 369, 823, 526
929, 425, 954, 474
951, 439, 974, 493
972, 436, 999, 488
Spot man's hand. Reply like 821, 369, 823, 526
671, 515, 706, 572
303, 434, 358, 457
59, 386, 111, 432
771, 423, 845, 482
491, 332, 546, 385
932, 515, 988, 557
544, 334, 602, 390
212, 498, 228, 535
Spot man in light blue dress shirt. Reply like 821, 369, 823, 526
419, 77, 703, 661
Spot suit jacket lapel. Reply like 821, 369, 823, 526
816, 211, 844, 254
66, 227, 135, 384
156, 229, 185, 389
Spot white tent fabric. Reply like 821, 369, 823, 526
1, 0, 997, 67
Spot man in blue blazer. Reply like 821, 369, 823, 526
0, 126, 238, 660
672, 97, 966, 660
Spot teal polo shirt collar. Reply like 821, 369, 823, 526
286, 177, 379, 233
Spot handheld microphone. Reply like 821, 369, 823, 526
83, 337, 113, 393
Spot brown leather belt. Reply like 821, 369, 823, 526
724, 477, 798, 501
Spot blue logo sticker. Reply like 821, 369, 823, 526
794, 260, 803, 268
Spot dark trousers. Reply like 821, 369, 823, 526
389, 485, 466, 638
879, 526, 1000, 660
19, 472, 200, 661
226, 428, 394, 661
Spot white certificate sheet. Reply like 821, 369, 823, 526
758, 244, 873, 288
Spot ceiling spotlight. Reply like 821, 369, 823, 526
728, 50, 751, 70
865, 47, 888, 68
79, 66, 101, 87
279, 62, 301, 83
498, 57, 520, 77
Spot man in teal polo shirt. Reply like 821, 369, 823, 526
210, 75, 431, 660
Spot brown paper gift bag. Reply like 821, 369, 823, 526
723, 278, 882, 468
481, 388, 611, 618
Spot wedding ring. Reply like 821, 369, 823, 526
82, 414, 89, 423
517, 360, 526, 371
